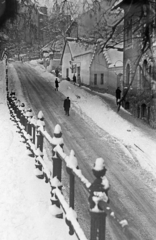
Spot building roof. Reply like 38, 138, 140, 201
67, 40, 95, 58
42, 38, 64, 53
89, 44, 123, 69
61, 38, 123, 69
104, 48, 123, 68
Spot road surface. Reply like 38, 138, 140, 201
9, 62, 156, 240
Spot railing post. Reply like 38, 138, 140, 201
29, 116, 37, 157
6, 71, 8, 92
49, 176, 63, 218
89, 158, 110, 240
36, 111, 45, 153
69, 170, 75, 209
34, 111, 45, 179
66, 150, 79, 209
19, 103, 25, 128
50, 124, 64, 218
25, 109, 33, 137
28, 109, 33, 136
51, 124, 64, 181
6, 64, 8, 92
31, 117, 37, 145
16, 100, 21, 121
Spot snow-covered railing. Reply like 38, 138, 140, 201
7, 91, 129, 240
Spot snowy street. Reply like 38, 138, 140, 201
0, 60, 156, 240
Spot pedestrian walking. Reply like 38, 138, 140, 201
55, 68, 59, 77
73, 74, 76, 85
116, 87, 121, 105
55, 78, 59, 91
64, 97, 71, 116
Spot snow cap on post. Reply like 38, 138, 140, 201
19, 103, 25, 111
92, 157, 107, 179
38, 110, 44, 120
52, 124, 64, 147
26, 108, 33, 118
88, 157, 109, 213
67, 150, 78, 169
93, 158, 105, 171
30, 116, 37, 126
54, 124, 62, 138
51, 176, 63, 188
37, 111, 45, 130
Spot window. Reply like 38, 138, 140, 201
94, 74, 97, 85
71, 64, 76, 73
101, 74, 104, 84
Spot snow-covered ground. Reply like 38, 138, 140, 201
29, 60, 156, 182
1, 59, 156, 239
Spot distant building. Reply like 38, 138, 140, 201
41, 37, 64, 71
114, 0, 156, 128
61, 38, 123, 93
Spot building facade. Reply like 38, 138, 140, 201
116, 0, 156, 128
61, 38, 123, 93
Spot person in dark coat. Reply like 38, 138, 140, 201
115, 87, 121, 105
73, 74, 76, 85
55, 78, 59, 91
55, 68, 59, 77
64, 97, 71, 116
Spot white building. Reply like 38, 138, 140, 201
61, 38, 123, 94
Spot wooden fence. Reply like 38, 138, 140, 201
5, 64, 128, 240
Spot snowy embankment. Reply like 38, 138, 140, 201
19, 61, 156, 182
0, 61, 78, 240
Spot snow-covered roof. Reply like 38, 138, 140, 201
67, 41, 95, 58
42, 40, 54, 52
105, 48, 123, 68
42, 39, 64, 53
89, 44, 123, 69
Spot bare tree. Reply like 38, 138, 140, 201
1, 0, 40, 58
0, 0, 18, 28
76, 0, 156, 111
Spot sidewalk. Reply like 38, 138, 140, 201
0, 61, 78, 240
